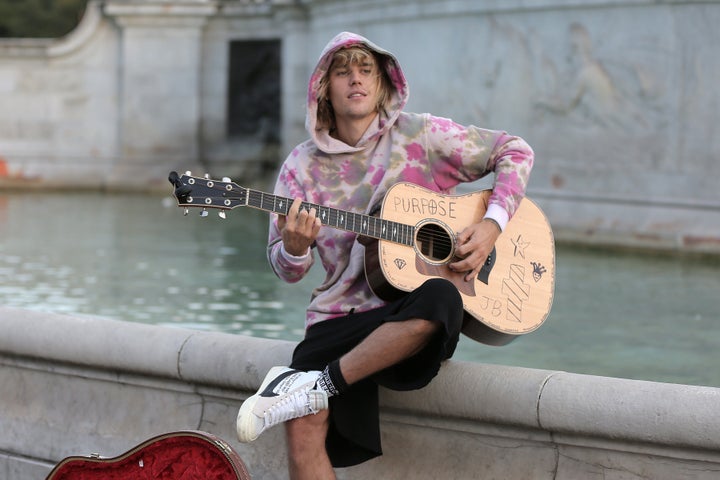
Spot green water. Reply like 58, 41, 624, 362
1, 192, 718, 387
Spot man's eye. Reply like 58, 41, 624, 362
336, 70, 349, 76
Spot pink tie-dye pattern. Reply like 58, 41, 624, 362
430, 116, 461, 134
405, 142, 425, 162
399, 165, 432, 188
370, 166, 386, 186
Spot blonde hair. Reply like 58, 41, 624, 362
316, 46, 393, 132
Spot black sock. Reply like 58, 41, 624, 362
316, 359, 348, 397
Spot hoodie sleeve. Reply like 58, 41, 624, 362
266, 160, 315, 283
423, 114, 534, 230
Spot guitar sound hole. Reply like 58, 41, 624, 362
416, 223, 453, 263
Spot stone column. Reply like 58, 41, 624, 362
103, 1, 215, 187
273, 5, 310, 156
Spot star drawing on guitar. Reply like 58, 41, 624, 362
512, 234, 530, 259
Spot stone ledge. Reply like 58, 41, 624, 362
2, 307, 720, 478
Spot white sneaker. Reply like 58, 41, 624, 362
236, 366, 328, 443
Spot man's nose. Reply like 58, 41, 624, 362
349, 70, 361, 85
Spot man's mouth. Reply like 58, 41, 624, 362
348, 91, 366, 98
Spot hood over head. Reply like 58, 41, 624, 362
305, 32, 409, 154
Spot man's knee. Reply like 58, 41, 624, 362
421, 278, 462, 307
418, 278, 464, 327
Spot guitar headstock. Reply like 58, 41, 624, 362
168, 171, 247, 218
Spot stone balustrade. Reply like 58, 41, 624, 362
1, 307, 719, 479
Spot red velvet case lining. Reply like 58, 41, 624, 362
46, 432, 249, 480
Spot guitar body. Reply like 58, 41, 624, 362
366, 182, 555, 346
45, 431, 250, 480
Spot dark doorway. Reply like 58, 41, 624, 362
227, 39, 281, 143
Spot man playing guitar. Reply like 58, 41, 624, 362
235, 31, 534, 479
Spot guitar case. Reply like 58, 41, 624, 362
45, 430, 251, 480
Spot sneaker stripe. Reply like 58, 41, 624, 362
259, 369, 301, 397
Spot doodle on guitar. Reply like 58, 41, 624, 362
168, 171, 556, 346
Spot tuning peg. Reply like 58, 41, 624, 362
185, 170, 192, 175
183, 208, 189, 216
222, 177, 231, 182
204, 173, 210, 179
200, 208, 209, 217
218, 210, 227, 219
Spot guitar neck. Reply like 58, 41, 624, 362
244, 188, 415, 246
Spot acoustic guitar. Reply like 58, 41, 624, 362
169, 171, 555, 346
45, 430, 250, 479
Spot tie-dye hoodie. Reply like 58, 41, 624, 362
268, 32, 534, 329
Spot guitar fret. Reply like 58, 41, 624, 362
266, 193, 277, 212
248, 190, 261, 209
277, 196, 288, 214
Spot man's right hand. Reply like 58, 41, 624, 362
277, 197, 322, 256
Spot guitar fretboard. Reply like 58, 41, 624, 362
245, 189, 415, 246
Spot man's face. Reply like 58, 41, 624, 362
327, 55, 380, 125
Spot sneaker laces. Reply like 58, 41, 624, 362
263, 389, 323, 427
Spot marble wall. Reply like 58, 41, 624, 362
296, 0, 720, 252
0, 0, 717, 251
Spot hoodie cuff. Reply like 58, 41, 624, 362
483, 204, 509, 232
280, 244, 311, 263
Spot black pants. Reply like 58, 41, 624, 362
290, 278, 464, 467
